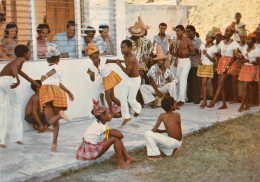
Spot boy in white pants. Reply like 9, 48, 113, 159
144, 96, 182, 160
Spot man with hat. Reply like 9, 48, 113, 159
140, 45, 178, 108
127, 19, 152, 82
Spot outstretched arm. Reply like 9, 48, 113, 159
19, 70, 41, 88
106, 59, 124, 64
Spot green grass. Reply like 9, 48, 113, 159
49, 112, 260, 182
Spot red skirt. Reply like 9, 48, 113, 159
238, 65, 259, 82
76, 138, 104, 160
217, 57, 240, 75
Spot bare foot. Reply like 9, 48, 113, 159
44, 128, 53, 132
218, 105, 227, 110
238, 107, 244, 112
59, 110, 70, 121
117, 162, 133, 169
148, 156, 163, 161
199, 103, 207, 108
152, 100, 159, 109
244, 106, 250, 111
126, 156, 141, 164
207, 103, 215, 108
177, 101, 184, 107
0, 144, 7, 148
121, 118, 132, 126
51, 144, 57, 152
133, 112, 139, 117
17, 141, 23, 145
173, 148, 180, 157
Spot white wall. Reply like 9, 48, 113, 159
0, 56, 127, 131
126, 4, 190, 40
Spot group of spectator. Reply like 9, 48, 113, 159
0, 21, 115, 61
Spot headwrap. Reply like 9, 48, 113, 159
45, 43, 61, 58
88, 46, 99, 57
207, 27, 221, 37
248, 33, 256, 38
92, 99, 106, 116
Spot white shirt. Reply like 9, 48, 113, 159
219, 40, 239, 57
42, 64, 61, 86
242, 46, 260, 66
83, 120, 106, 144
89, 59, 112, 78
200, 44, 217, 65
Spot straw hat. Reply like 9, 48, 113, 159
138, 16, 150, 30
45, 43, 60, 58
152, 45, 169, 61
128, 22, 146, 37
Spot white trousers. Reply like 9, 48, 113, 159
144, 131, 182, 156
120, 76, 142, 119
0, 76, 23, 145
176, 58, 191, 102
140, 81, 177, 104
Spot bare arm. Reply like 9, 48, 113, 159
10, 63, 20, 88
152, 114, 165, 133
32, 97, 44, 132
87, 68, 95, 81
41, 69, 56, 82
59, 82, 74, 101
19, 70, 41, 88
109, 129, 124, 139
116, 58, 134, 76
106, 59, 124, 64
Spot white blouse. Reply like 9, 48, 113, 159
242, 46, 260, 66
200, 44, 218, 65
219, 40, 239, 57
42, 64, 61, 86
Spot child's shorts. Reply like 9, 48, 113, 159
76, 138, 104, 160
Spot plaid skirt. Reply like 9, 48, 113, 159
76, 138, 104, 160
197, 64, 214, 78
217, 57, 240, 75
39, 85, 67, 112
103, 71, 122, 91
238, 65, 259, 82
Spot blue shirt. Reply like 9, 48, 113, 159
52, 32, 85, 57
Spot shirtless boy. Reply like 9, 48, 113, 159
144, 96, 182, 160
0, 45, 41, 148
115, 40, 142, 126
25, 80, 52, 133
170, 25, 195, 106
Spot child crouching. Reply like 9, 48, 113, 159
144, 96, 182, 160
76, 100, 140, 169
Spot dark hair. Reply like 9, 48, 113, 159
47, 55, 60, 64
31, 80, 41, 92
159, 22, 167, 28
235, 12, 241, 17
14, 45, 29, 57
248, 36, 256, 44
91, 109, 103, 120
99, 24, 109, 33
175, 25, 185, 31
161, 96, 175, 112
37, 23, 50, 34
4, 22, 18, 39
121, 39, 132, 48
195, 32, 200, 38
67, 20, 75, 29
186, 25, 196, 33
85, 26, 96, 35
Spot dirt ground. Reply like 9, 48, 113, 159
48, 112, 260, 182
